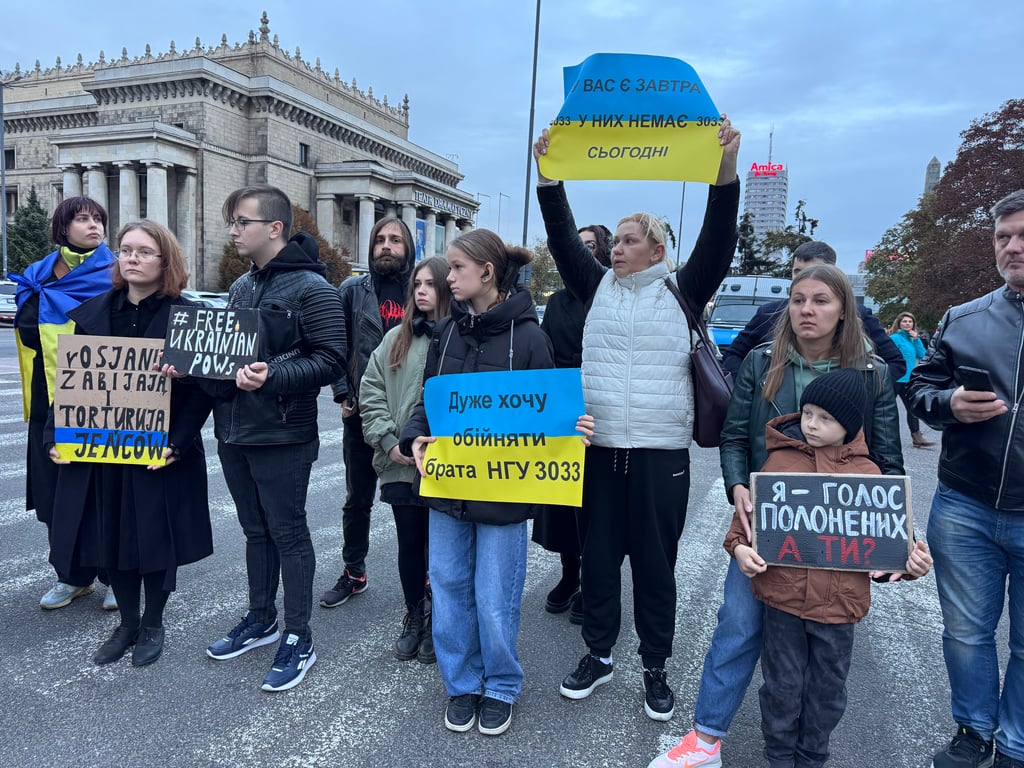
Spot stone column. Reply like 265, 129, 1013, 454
115, 162, 140, 225
145, 162, 170, 225
400, 203, 417, 243
424, 210, 437, 260
83, 164, 107, 212
384, 203, 397, 218
60, 165, 82, 198
316, 194, 336, 249
357, 196, 376, 270
444, 218, 457, 250
459, 219, 472, 234
176, 168, 197, 286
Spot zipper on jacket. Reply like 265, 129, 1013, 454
995, 297, 1024, 507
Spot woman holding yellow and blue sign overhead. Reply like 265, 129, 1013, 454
10, 196, 115, 611
533, 116, 740, 722
399, 229, 562, 738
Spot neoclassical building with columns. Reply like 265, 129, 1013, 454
1, 13, 478, 287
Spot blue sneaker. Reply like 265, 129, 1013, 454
261, 633, 317, 692
40, 582, 94, 610
207, 614, 280, 660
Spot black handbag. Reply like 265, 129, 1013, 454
664, 276, 734, 448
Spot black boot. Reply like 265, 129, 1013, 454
417, 596, 436, 664
545, 554, 581, 613
394, 602, 423, 661
131, 626, 165, 667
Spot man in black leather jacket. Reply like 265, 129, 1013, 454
321, 217, 414, 608
721, 241, 905, 384
203, 185, 345, 693
907, 189, 1024, 768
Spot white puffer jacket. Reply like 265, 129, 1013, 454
583, 263, 694, 449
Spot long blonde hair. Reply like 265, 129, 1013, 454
762, 264, 874, 400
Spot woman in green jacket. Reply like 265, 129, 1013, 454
358, 256, 451, 663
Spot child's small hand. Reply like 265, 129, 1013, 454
734, 544, 767, 577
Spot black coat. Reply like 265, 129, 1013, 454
48, 290, 214, 590
400, 288, 554, 525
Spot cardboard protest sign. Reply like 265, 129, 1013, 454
539, 53, 724, 182
53, 335, 170, 466
750, 472, 913, 573
163, 305, 259, 379
421, 369, 586, 506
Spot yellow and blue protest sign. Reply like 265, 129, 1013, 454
52, 335, 170, 466
539, 53, 723, 183
421, 369, 586, 507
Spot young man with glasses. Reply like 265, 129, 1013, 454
199, 185, 345, 691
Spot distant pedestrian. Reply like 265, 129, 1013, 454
358, 256, 452, 664
908, 189, 1024, 768
887, 311, 936, 447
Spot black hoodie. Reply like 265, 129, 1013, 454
399, 287, 554, 525
210, 232, 346, 445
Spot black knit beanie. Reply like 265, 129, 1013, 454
800, 368, 866, 443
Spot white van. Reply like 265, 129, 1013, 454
707, 275, 790, 350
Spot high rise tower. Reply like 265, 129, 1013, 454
924, 156, 941, 195
742, 128, 789, 253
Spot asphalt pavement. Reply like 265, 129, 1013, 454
0, 326, 984, 767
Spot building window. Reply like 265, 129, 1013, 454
342, 208, 353, 226
299, 143, 310, 168
4, 188, 17, 221
3, 149, 14, 170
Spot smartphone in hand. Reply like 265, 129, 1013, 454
957, 365, 994, 392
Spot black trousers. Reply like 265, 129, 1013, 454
341, 413, 378, 576
580, 445, 689, 666
893, 381, 921, 433
392, 503, 429, 609
219, 440, 318, 641
759, 606, 855, 768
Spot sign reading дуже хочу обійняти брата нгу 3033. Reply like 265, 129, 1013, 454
52, 335, 170, 466
539, 53, 724, 183
420, 369, 585, 507
751, 472, 913, 573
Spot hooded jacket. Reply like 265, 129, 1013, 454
724, 413, 880, 624
907, 285, 1024, 510
399, 287, 554, 525
211, 232, 345, 445
331, 244, 413, 404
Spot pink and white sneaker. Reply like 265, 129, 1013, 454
647, 730, 722, 768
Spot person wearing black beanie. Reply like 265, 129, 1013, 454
799, 367, 867, 444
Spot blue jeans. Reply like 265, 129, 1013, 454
929, 482, 1024, 760
694, 556, 765, 738
218, 440, 318, 641
429, 510, 528, 704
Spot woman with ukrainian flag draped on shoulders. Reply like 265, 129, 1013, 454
10, 196, 116, 611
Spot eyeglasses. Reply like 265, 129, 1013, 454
226, 217, 274, 231
116, 248, 162, 261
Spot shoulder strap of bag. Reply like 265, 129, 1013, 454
663, 276, 713, 348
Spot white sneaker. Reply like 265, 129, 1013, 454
648, 730, 722, 768
40, 582, 94, 610
102, 589, 118, 611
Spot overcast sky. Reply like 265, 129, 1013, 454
1, 1, 1015, 272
